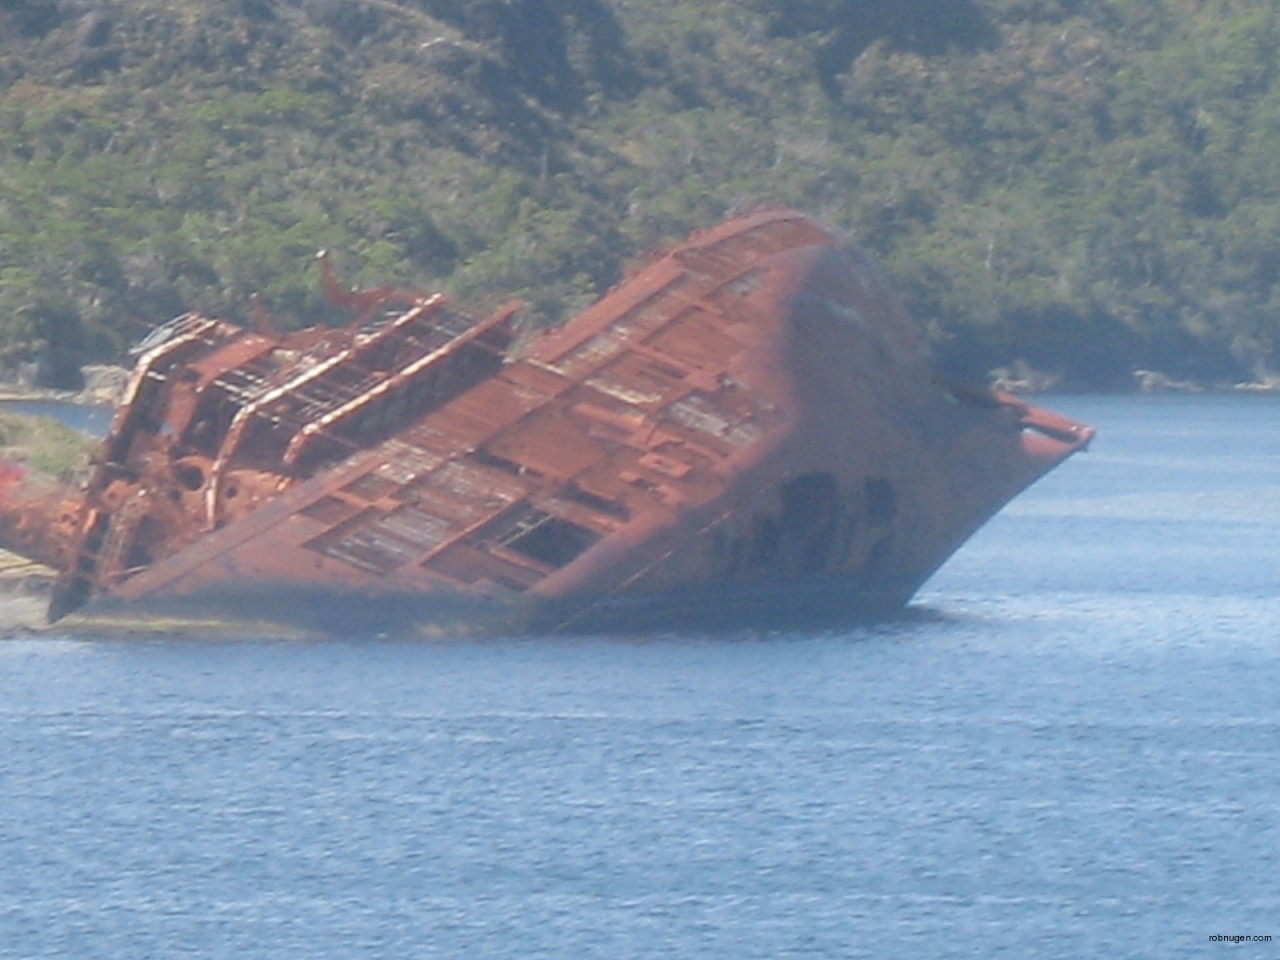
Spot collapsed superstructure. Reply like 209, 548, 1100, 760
0, 209, 1093, 632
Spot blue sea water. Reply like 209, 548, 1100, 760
0, 400, 113, 437
1, 394, 1278, 959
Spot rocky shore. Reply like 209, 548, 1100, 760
0, 550, 56, 634
0, 364, 129, 407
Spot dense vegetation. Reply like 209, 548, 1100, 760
1, 0, 1278, 389
0, 408, 94, 478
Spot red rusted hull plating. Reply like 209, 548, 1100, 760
0, 209, 1093, 633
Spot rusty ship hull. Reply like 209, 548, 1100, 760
0, 209, 1093, 634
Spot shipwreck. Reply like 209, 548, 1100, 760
0, 208, 1093, 633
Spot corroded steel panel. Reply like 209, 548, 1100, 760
0, 207, 1094, 632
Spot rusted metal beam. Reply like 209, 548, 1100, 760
0, 208, 1095, 633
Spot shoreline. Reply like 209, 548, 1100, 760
3, 368, 1278, 405
0, 550, 56, 635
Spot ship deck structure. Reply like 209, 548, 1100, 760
0, 209, 1093, 634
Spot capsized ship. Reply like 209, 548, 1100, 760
0, 209, 1093, 633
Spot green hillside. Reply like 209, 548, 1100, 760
1, 0, 1277, 389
